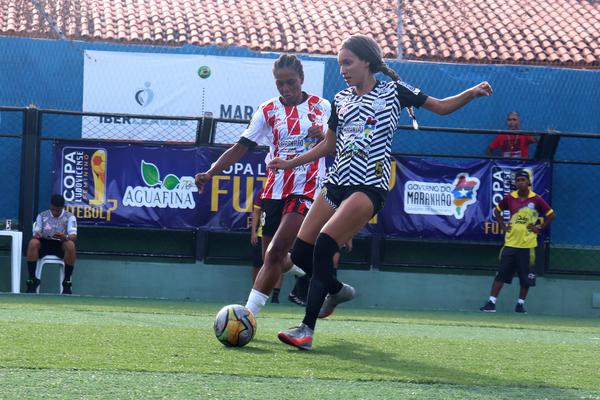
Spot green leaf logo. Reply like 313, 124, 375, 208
141, 161, 161, 186
163, 174, 180, 190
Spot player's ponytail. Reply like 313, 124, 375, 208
376, 63, 400, 81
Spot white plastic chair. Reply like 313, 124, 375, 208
35, 255, 65, 294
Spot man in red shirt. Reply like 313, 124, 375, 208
486, 112, 537, 158
480, 170, 555, 313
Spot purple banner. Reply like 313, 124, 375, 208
53, 142, 267, 230
360, 156, 551, 241
53, 143, 551, 241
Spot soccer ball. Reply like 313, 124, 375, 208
213, 304, 256, 347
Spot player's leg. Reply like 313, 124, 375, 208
515, 248, 535, 313
303, 192, 372, 327
278, 192, 372, 350
25, 238, 42, 293
481, 247, 515, 311
61, 240, 74, 294
251, 237, 262, 284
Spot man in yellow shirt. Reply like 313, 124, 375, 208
480, 170, 555, 313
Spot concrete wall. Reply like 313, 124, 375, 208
2, 255, 598, 317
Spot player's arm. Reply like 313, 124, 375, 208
196, 105, 269, 193
250, 205, 261, 246
422, 82, 492, 115
268, 128, 335, 171
494, 197, 511, 232
529, 201, 555, 233
33, 214, 43, 239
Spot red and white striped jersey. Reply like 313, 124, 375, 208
241, 94, 331, 200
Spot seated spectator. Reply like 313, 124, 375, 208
25, 194, 77, 294
486, 112, 537, 158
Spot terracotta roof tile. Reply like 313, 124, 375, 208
1, 0, 598, 68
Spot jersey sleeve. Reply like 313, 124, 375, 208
395, 81, 428, 108
33, 213, 43, 235
496, 195, 510, 212
488, 135, 503, 151
320, 99, 332, 128
327, 100, 338, 133
67, 215, 78, 235
240, 106, 270, 147
535, 196, 554, 217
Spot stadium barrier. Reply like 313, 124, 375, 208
1, 106, 599, 275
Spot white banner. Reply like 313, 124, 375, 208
82, 51, 326, 142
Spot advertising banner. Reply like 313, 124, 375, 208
82, 51, 325, 142
360, 156, 551, 241
53, 144, 551, 241
53, 142, 267, 230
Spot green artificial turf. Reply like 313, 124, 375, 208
0, 295, 598, 399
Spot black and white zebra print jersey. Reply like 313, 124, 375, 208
326, 80, 428, 190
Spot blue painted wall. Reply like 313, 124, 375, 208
1, 36, 599, 245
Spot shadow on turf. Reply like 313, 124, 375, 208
310, 339, 554, 389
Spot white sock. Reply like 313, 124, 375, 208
517, 298, 525, 305
245, 289, 269, 317
489, 296, 497, 304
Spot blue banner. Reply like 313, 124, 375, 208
360, 156, 551, 241
53, 143, 551, 241
53, 142, 267, 230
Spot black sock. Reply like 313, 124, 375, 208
64, 264, 74, 281
303, 233, 339, 330
296, 275, 310, 301
291, 238, 314, 278
27, 261, 37, 280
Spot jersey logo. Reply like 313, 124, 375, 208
398, 81, 420, 95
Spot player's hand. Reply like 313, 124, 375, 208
341, 238, 353, 252
195, 172, 212, 194
251, 232, 258, 246
268, 157, 291, 172
472, 81, 493, 98
307, 125, 325, 141
527, 223, 540, 234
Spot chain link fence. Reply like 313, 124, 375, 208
1, 106, 599, 273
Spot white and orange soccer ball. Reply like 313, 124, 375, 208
213, 304, 256, 347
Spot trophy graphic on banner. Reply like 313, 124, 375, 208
89, 150, 106, 205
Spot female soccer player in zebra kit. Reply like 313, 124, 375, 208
272, 35, 493, 350
195, 54, 330, 319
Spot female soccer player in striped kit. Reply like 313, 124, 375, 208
195, 54, 330, 318
272, 35, 493, 350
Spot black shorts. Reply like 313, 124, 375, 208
252, 237, 263, 268
261, 195, 313, 237
321, 183, 387, 217
39, 238, 65, 259
495, 246, 536, 287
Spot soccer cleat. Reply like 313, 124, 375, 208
277, 323, 313, 350
26, 278, 40, 294
62, 280, 72, 295
288, 293, 306, 307
480, 300, 496, 312
318, 283, 356, 319
287, 264, 306, 278
515, 303, 526, 314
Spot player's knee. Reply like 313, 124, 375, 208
63, 240, 76, 253
313, 233, 339, 279
265, 240, 287, 265
28, 238, 40, 249
290, 238, 314, 274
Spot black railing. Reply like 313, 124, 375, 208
2, 105, 599, 274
